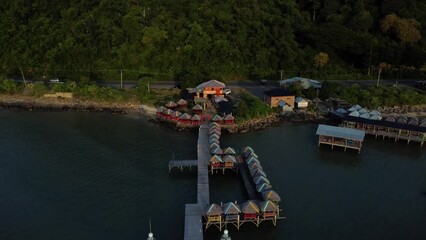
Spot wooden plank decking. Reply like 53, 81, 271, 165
168, 160, 198, 172
183, 124, 210, 240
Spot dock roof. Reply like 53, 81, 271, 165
316, 124, 365, 141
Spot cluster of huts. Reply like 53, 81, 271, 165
205, 198, 282, 230
156, 99, 235, 125
336, 105, 426, 146
208, 122, 238, 174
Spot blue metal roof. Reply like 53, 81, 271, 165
316, 124, 365, 141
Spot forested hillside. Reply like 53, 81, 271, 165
0, 0, 425, 83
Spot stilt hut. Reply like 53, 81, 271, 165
256, 182, 272, 192
210, 133, 220, 140
222, 202, 241, 229
163, 108, 173, 120
156, 106, 166, 118
258, 200, 279, 225
210, 142, 220, 150
165, 101, 177, 109
223, 155, 237, 168
176, 99, 187, 108
193, 104, 203, 114
247, 152, 259, 159
210, 155, 223, 172
171, 111, 182, 121
209, 128, 221, 136
246, 157, 260, 165
179, 113, 192, 124
211, 147, 223, 155
250, 168, 267, 178
191, 114, 201, 125
254, 175, 270, 185
248, 162, 263, 171
242, 147, 254, 158
205, 203, 224, 229
224, 114, 235, 125
223, 147, 236, 156
211, 122, 221, 129
212, 115, 223, 124
209, 137, 220, 145
262, 190, 281, 203
240, 200, 260, 225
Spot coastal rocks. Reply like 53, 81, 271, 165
224, 114, 281, 134
280, 111, 327, 123
378, 105, 426, 117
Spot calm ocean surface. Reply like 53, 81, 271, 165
0, 111, 425, 240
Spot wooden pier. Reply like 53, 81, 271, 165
181, 124, 210, 240
168, 160, 198, 172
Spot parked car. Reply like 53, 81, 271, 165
223, 88, 232, 95
49, 78, 61, 83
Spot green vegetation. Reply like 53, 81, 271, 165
235, 91, 274, 122
0, 79, 19, 94
320, 82, 426, 107
0, 1, 425, 83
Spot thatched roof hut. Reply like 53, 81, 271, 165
254, 175, 270, 185
223, 155, 237, 164
256, 182, 272, 192
209, 138, 220, 145
212, 115, 223, 123
222, 202, 241, 215
165, 101, 177, 108
177, 99, 187, 106
179, 113, 192, 120
248, 162, 263, 171
191, 114, 201, 121
210, 142, 220, 150
250, 168, 267, 178
206, 203, 223, 216
246, 157, 260, 165
193, 104, 203, 111
262, 190, 282, 202
209, 128, 221, 136
156, 106, 166, 113
242, 146, 254, 155
211, 147, 223, 155
223, 147, 236, 155
396, 116, 407, 124
209, 133, 220, 139
163, 108, 174, 116
241, 201, 260, 214
210, 155, 223, 164
258, 200, 279, 213
247, 152, 259, 159
385, 115, 396, 122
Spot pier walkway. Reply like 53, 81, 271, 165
183, 124, 210, 240
168, 160, 198, 172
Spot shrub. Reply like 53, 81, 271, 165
0, 79, 18, 94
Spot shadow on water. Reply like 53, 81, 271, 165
317, 147, 362, 167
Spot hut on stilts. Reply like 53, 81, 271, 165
258, 200, 279, 225
240, 200, 260, 226
205, 203, 224, 230
222, 202, 241, 229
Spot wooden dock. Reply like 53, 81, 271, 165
182, 124, 210, 240
168, 160, 198, 172
237, 163, 260, 200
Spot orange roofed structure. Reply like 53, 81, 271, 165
188, 79, 226, 99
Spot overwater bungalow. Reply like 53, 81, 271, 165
256, 182, 272, 192
222, 202, 241, 229
248, 162, 263, 171
408, 117, 419, 126
163, 108, 174, 119
240, 200, 260, 222
250, 168, 267, 178
247, 152, 259, 159
385, 115, 397, 122
212, 115, 223, 124
210, 155, 223, 168
179, 113, 192, 124
176, 99, 187, 108
358, 108, 368, 114
210, 142, 220, 150
209, 137, 220, 145
262, 190, 282, 203
258, 200, 279, 225
165, 101, 177, 109
205, 203, 224, 229
156, 106, 166, 118
209, 128, 221, 136
223, 155, 237, 168
171, 111, 182, 121
193, 104, 203, 114
316, 124, 365, 153
211, 147, 223, 155
210, 122, 221, 128
246, 157, 260, 165
224, 114, 235, 125
253, 175, 270, 185
191, 114, 201, 125
242, 146, 254, 155
223, 147, 236, 156
210, 133, 220, 139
